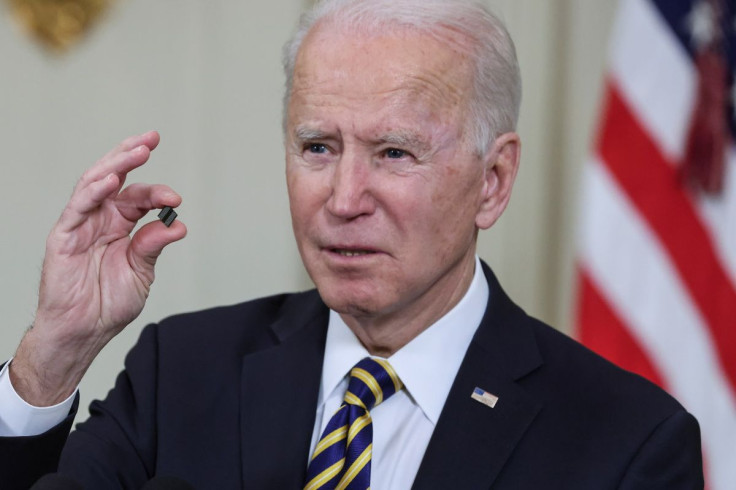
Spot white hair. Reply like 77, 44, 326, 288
282, 0, 521, 155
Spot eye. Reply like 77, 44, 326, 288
385, 148, 407, 159
307, 143, 328, 154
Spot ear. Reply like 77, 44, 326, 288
475, 132, 521, 230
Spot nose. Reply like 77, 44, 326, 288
325, 152, 376, 220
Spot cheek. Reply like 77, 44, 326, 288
288, 164, 319, 201
427, 169, 482, 240
286, 171, 314, 231
287, 168, 336, 244
432, 167, 480, 213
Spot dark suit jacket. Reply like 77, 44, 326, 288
1, 263, 703, 489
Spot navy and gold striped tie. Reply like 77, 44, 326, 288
304, 357, 403, 490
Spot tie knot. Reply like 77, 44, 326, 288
344, 357, 402, 411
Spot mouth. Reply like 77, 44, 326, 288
331, 248, 377, 257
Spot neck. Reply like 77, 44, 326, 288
341, 256, 477, 357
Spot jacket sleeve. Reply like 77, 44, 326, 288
0, 393, 78, 490
56, 323, 160, 489
617, 409, 704, 490
0, 324, 161, 490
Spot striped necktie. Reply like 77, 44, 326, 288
304, 357, 403, 490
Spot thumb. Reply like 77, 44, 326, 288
128, 219, 187, 272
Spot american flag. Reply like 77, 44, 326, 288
575, 0, 736, 488
470, 387, 499, 409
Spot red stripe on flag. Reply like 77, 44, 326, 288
576, 269, 666, 388
597, 80, 736, 393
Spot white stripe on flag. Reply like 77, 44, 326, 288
609, 0, 695, 162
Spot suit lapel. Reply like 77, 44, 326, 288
412, 263, 543, 489
240, 292, 329, 489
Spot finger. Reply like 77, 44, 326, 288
102, 131, 160, 161
123, 130, 160, 151
115, 183, 183, 222
80, 143, 153, 190
62, 145, 152, 229
128, 219, 187, 272
57, 173, 121, 231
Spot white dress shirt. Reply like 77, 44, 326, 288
0, 358, 76, 436
0, 257, 489, 489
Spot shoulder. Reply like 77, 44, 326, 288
502, 317, 702, 485
158, 289, 321, 329
539, 318, 703, 484
138, 289, 325, 359
521, 316, 701, 473
529, 317, 684, 420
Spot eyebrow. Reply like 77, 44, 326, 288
293, 126, 330, 141
377, 131, 429, 151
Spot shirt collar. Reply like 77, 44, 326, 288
319, 256, 489, 425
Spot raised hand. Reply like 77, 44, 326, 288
10, 131, 187, 406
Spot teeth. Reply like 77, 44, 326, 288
337, 250, 373, 257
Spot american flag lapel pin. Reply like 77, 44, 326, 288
471, 387, 499, 409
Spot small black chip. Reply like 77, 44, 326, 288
158, 206, 177, 227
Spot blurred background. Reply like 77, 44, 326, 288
0, 0, 617, 419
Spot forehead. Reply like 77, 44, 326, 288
288, 24, 474, 130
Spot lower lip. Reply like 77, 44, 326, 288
324, 249, 381, 263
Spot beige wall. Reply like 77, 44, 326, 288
0, 0, 618, 420
482, 0, 618, 331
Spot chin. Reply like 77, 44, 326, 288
315, 283, 384, 318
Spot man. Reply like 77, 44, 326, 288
0, 0, 703, 488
